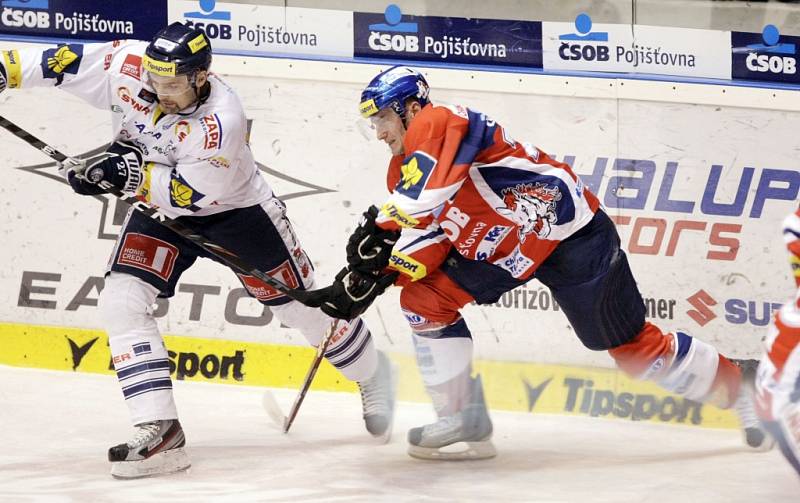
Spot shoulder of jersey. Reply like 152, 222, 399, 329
106, 41, 148, 82
440, 103, 471, 119
408, 104, 467, 138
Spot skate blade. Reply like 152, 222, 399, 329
111, 447, 191, 479
408, 440, 497, 461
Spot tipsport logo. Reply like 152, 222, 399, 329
1, 0, 50, 29
183, 0, 233, 40
685, 289, 782, 327
732, 24, 798, 82
523, 376, 704, 424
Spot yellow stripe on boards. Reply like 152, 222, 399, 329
0, 322, 738, 429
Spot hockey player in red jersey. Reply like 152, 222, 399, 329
308, 66, 772, 460
755, 207, 800, 477
0, 24, 397, 478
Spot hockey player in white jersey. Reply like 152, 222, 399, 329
0, 23, 396, 478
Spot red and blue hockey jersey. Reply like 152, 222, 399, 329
378, 103, 601, 282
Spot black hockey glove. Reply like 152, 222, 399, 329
81, 141, 144, 193
346, 205, 401, 274
305, 267, 398, 320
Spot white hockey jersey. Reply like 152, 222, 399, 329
2, 41, 273, 218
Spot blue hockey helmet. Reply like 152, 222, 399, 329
359, 66, 430, 120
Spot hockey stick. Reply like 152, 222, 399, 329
262, 319, 340, 432
0, 115, 319, 306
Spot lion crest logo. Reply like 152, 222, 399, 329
496, 182, 562, 242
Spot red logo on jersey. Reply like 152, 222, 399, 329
117, 233, 179, 281
120, 54, 142, 80
103, 52, 113, 70
237, 261, 299, 301
201, 114, 223, 150
117, 86, 151, 114
175, 120, 191, 142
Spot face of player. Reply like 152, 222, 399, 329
146, 70, 208, 114
370, 101, 423, 156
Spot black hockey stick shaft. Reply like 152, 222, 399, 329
283, 319, 340, 432
0, 115, 318, 306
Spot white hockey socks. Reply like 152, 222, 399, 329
271, 300, 378, 382
99, 273, 178, 425
412, 330, 474, 416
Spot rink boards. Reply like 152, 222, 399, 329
0, 43, 798, 430
0, 321, 738, 428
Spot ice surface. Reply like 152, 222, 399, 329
0, 365, 796, 502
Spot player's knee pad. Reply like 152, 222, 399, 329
609, 323, 719, 401
98, 272, 160, 338
412, 316, 473, 387
399, 271, 472, 327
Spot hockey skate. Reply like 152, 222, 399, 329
407, 375, 497, 460
108, 419, 190, 479
358, 350, 398, 443
732, 359, 775, 451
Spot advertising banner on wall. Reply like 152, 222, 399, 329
0, 0, 167, 41
542, 14, 732, 80
732, 24, 800, 85
0, 53, 796, 369
168, 0, 353, 59
353, 4, 542, 68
